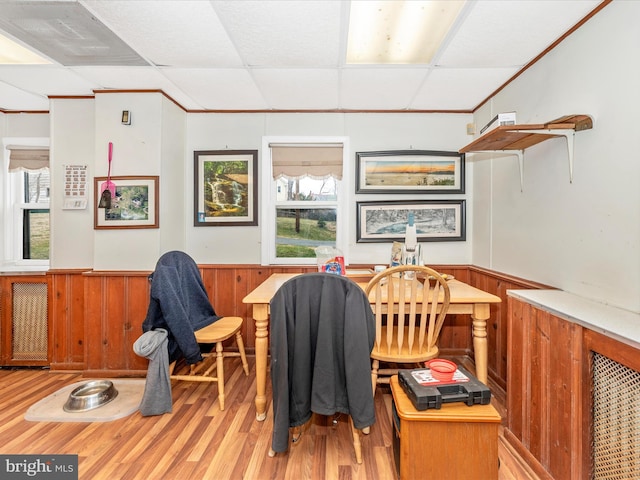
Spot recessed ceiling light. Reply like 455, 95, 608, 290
347, 0, 465, 65
0, 32, 50, 64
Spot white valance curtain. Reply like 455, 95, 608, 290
270, 144, 343, 180
7, 145, 50, 171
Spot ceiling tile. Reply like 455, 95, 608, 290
160, 68, 268, 110
251, 69, 340, 109
340, 68, 429, 110
410, 67, 519, 110
0, 65, 98, 96
213, 0, 343, 67
83, 0, 243, 67
0, 80, 49, 110
438, 0, 602, 67
0, 0, 609, 111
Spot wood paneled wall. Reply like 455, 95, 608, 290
469, 267, 550, 391
5, 265, 546, 391
49, 269, 87, 370
506, 297, 640, 479
507, 296, 584, 480
83, 271, 151, 376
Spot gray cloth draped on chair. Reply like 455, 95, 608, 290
133, 328, 172, 416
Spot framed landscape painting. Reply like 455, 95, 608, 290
355, 150, 465, 194
356, 200, 466, 243
94, 176, 159, 229
194, 150, 258, 227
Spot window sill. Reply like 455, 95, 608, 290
0, 264, 49, 274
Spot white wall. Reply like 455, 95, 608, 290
186, 113, 264, 263
8, 98, 473, 272
159, 97, 188, 254
186, 112, 471, 265
470, 1, 640, 313
91, 92, 186, 270
49, 99, 95, 269
47, 92, 187, 271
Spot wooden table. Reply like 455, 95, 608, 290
242, 273, 501, 421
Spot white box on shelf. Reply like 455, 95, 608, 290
498, 111, 516, 126
480, 111, 517, 134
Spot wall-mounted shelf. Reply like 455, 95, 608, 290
460, 114, 593, 190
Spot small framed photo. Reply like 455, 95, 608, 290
194, 150, 258, 227
356, 150, 465, 194
94, 176, 159, 229
356, 200, 466, 243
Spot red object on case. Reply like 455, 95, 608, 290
425, 359, 457, 382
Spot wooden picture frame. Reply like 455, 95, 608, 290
355, 150, 465, 194
94, 176, 159, 229
356, 200, 466, 243
194, 150, 258, 226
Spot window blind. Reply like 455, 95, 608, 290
270, 144, 343, 180
7, 146, 50, 171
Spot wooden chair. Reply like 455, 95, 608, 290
170, 316, 249, 411
142, 251, 249, 412
365, 265, 451, 394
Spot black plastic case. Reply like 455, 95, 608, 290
398, 365, 491, 410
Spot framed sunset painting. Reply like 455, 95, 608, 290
355, 150, 465, 194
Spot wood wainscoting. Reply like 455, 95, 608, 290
4, 265, 548, 391
507, 295, 640, 479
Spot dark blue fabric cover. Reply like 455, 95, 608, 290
142, 251, 220, 364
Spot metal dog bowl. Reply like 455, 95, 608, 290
63, 380, 118, 412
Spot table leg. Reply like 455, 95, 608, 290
252, 304, 269, 421
471, 303, 490, 385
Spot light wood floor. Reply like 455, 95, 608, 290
0, 357, 540, 480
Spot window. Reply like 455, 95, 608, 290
2, 142, 50, 266
261, 137, 349, 265
20, 171, 50, 260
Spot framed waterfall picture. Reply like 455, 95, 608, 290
194, 150, 258, 226
355, 150, 465, 194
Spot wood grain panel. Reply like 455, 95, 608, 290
9, 265, 547, 384
83, 272, 151, 373
507, 296, 587, 480
124, 275, 153, 371
435, 266, 474, 357
83, 275, 103, 370
103, 276, 126, 370
584, 329, 640, 372
507, 296, 525, 440
470, 267, 550, 393
49, 270, 88, 369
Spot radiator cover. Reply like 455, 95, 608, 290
11, 282, 48, 361
592, 352, 640, 479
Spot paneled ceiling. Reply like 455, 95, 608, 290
0, 0, 606, 113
